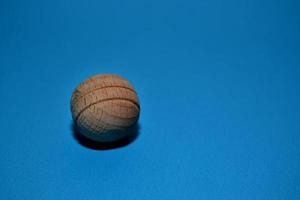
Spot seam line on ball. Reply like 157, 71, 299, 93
75, 98, 140, 122
72, 85, 137, 105
90, 109, 136, 128
101, 108, 139, 120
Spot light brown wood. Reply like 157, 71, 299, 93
71, 74, 140, 142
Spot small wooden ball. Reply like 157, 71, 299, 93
71, 74, 140, 142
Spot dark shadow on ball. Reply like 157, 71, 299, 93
71, 122, 141, 150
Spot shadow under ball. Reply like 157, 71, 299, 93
71, 74, 140, 142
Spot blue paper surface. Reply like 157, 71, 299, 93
1, 0, 300, 199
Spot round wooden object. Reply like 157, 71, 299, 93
71, 74, 140, 142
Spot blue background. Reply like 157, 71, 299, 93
1, 0, 300, 199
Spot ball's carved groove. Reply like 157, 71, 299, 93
72, 85, 137, 106
74, 97, 140, 122
71, 74, 140, 142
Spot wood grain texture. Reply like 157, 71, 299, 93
71, 74, 140, 142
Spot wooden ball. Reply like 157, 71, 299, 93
71, 74, 140, 142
